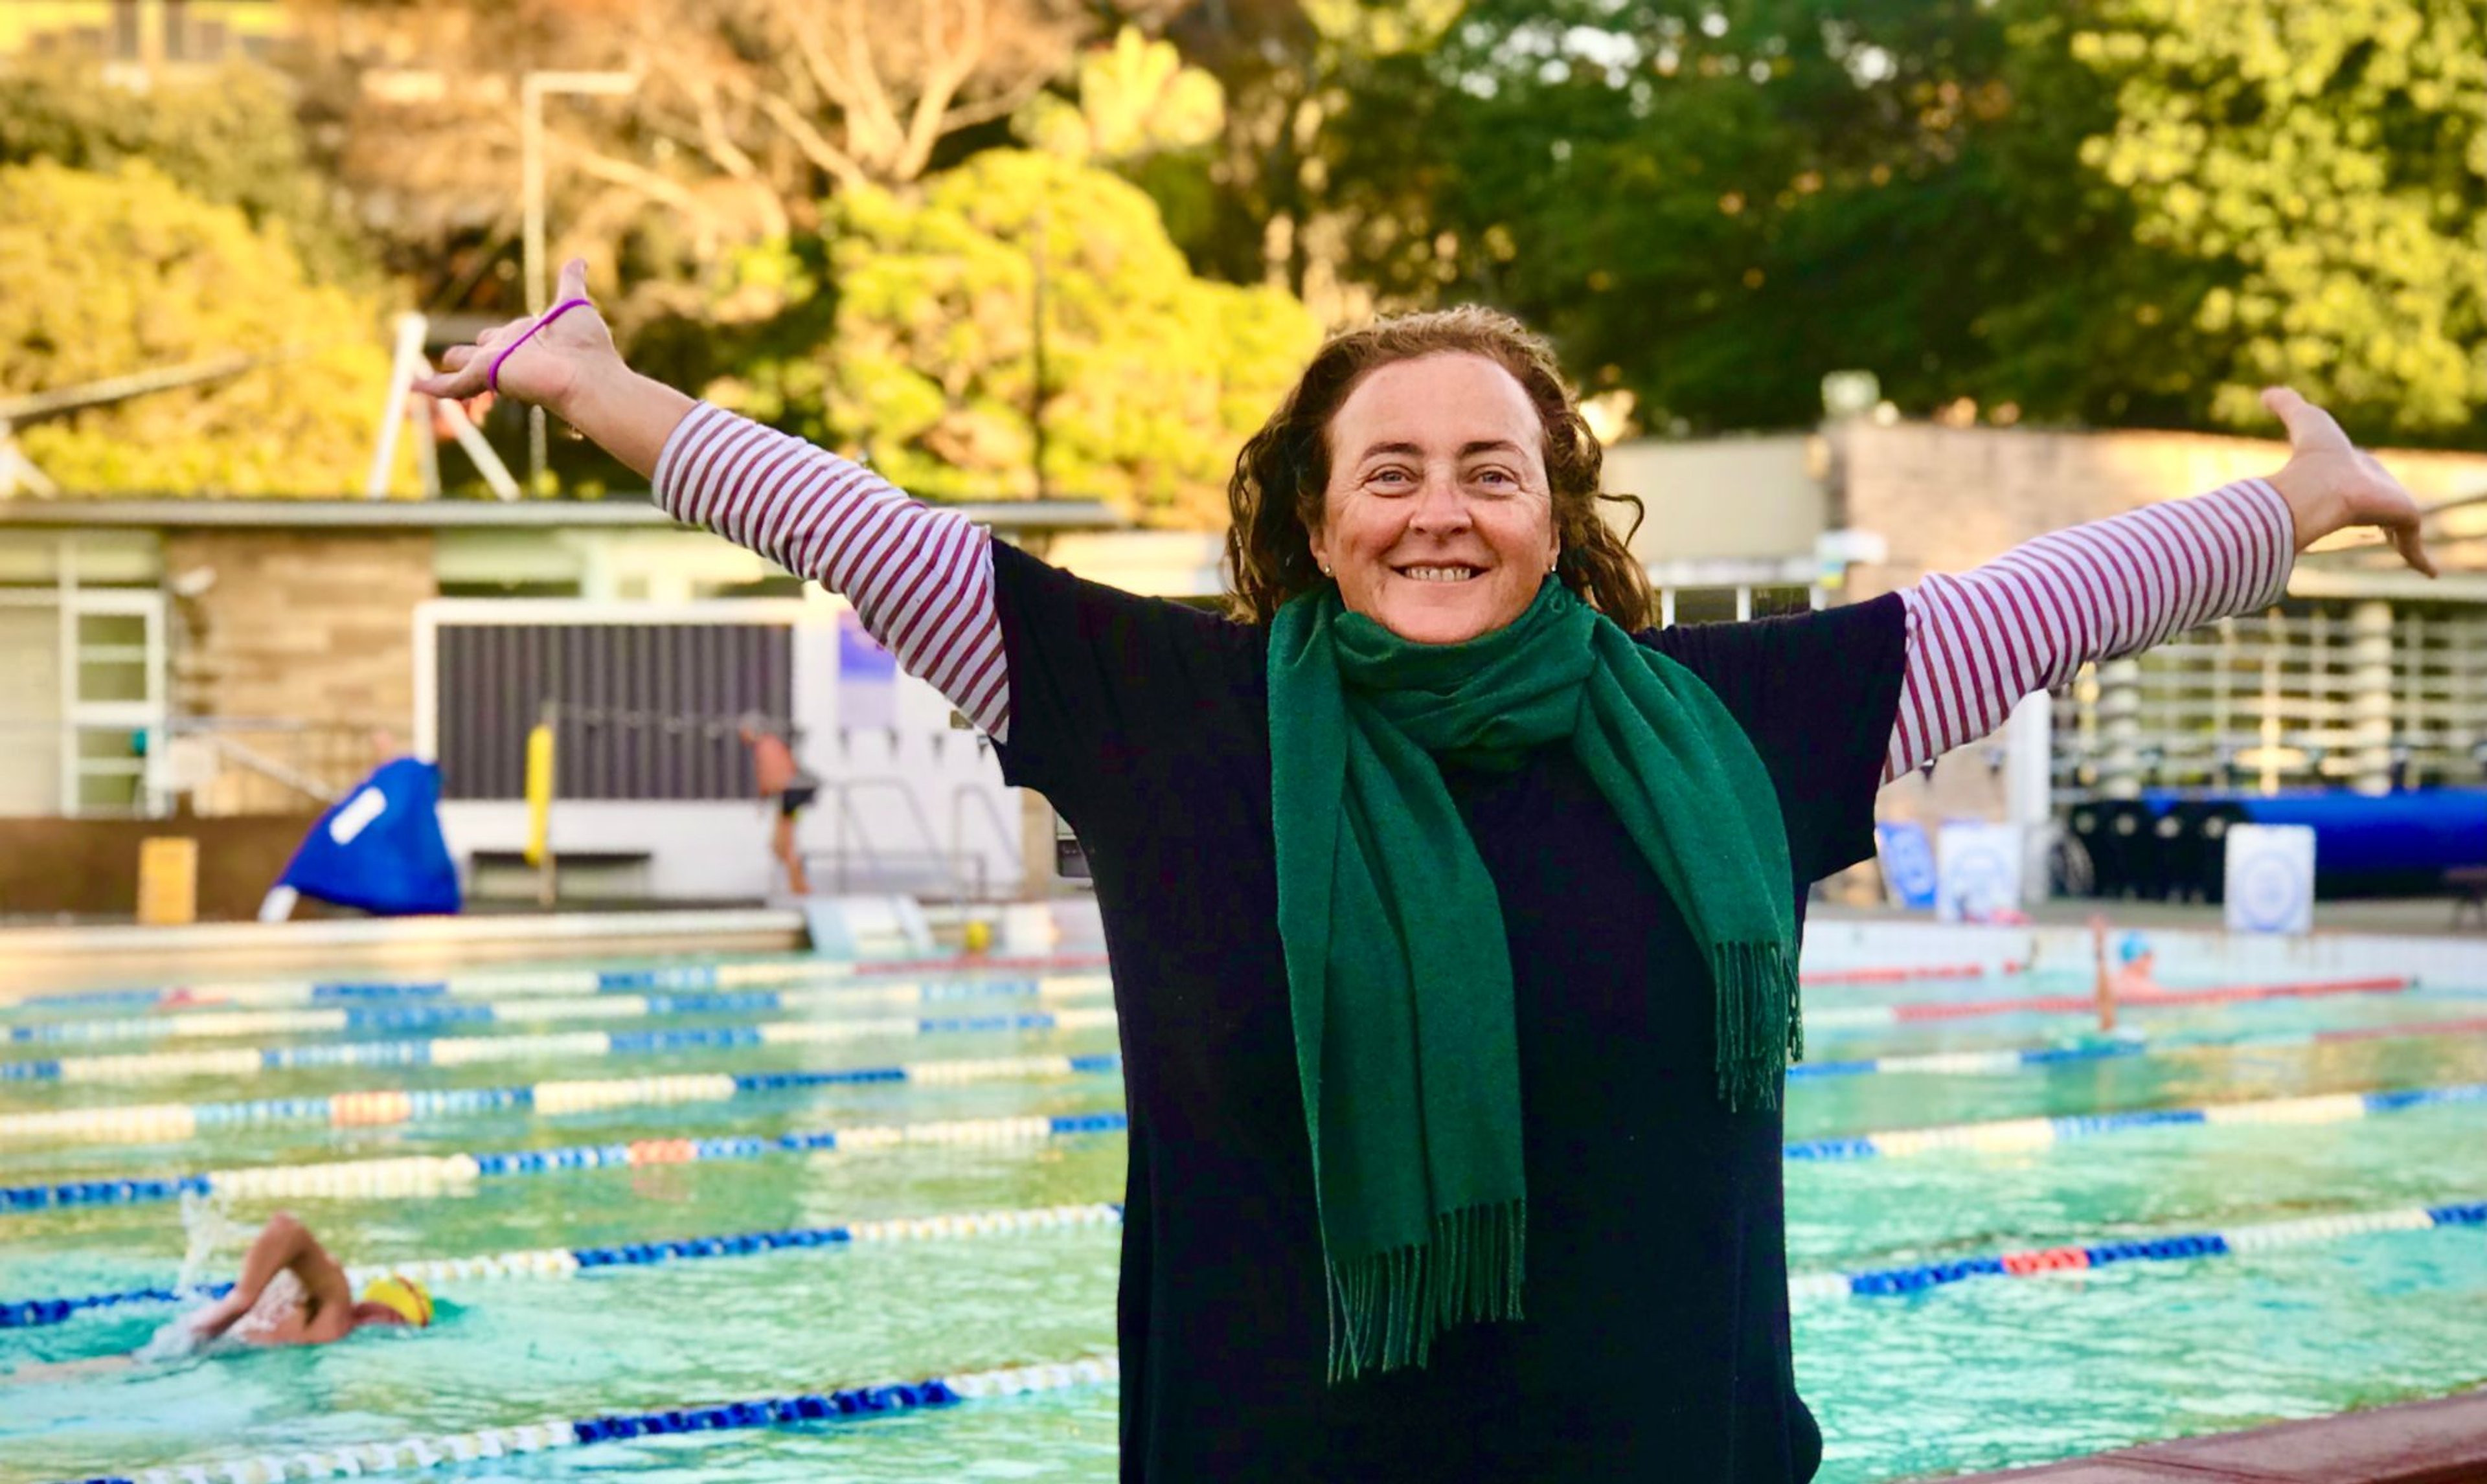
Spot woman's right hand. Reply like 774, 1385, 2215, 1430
413, 256, 622, 427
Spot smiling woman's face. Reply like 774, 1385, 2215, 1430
1308, 352, 1561, 646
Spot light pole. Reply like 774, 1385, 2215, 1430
521, 69, 637, 493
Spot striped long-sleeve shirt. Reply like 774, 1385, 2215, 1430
652, 403, 2297, 775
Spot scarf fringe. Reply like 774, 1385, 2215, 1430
1714, 940, 1802, 1112
1325, 1198, 1526, 1384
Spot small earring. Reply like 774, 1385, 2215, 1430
1319, 563, 1332, 577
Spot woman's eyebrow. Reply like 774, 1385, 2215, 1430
1354, 438, 1527, 460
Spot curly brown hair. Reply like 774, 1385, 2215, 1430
1222, 305, 1653, 629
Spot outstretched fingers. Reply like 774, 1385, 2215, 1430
2260, 385, 2350, 456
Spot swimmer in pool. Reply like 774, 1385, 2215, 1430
186, 1210, 432, 1347
2, 1211, 429, 1385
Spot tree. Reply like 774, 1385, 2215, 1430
0, 161, 398, 497
0, 61, 374, 286
288, 0, 1181, 309
1306, 0, 2228, 434
717, 150, 1321, 526
2074, 0, 2487, 440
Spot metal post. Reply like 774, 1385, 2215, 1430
521, 74, 548, 495
517, 71, 637, 496
2349, 600, 2395, 796
1030, 202, 1050, 500
537, 697, 559, 909
366, 312, 427, 499
2096, 658, 2142, 800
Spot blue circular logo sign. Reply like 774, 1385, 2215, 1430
2234, 848, 2306, 932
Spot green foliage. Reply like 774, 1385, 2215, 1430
0, 160, 399, 497
778, 150, 1321, 525
1335, 0, 2218, 433
0, 62, 374, 287
2075, 0, 2487, 439
1019, 27, 1226, 163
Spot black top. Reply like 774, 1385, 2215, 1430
988, 544, 1909, 1481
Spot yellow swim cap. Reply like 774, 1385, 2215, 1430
360, 1274, 433, 1328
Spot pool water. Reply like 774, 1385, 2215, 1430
4, 945, 2486, 1483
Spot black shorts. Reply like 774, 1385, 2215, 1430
777, 783, 818, 819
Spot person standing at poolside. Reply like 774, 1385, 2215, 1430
418, 258, 2430, 1481
739, 714, 819, 897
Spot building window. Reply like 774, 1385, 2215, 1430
109, 0, 142, 60
1670, 587, 1740, 626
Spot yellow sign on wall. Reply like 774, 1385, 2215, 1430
137, 836, 198, 927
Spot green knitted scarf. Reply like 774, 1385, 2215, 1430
1267, 576, 1800, 1383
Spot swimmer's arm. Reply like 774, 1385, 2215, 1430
189, 1211, 349, 1345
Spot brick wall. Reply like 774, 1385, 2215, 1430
165, 530, 436, 813
1835, 420, 2487, 598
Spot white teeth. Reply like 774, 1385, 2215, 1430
1400, 566, 1480, 583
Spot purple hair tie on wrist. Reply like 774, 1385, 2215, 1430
485, 297, 593, 394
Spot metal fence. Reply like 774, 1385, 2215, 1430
2052, 601, 2487, 798
433, 621, 794, 802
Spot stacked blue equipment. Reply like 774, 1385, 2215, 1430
2102, 787, 2487, 899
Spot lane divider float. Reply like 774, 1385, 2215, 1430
0, 1053, 1124, 1149
2, 952, 1113, 1015
1784, 1081, 2487, 1162
59, 1353, 1120, 1484
0, 1108, 1130, 1213
1790, 1198, 2487, 1300
1, 1008, 1122, 1087
1792, 1012, 2487, 1082
1806, 974, 2413, 1031
1, 1201, 1125, 1330
5, 974, 1114, 1046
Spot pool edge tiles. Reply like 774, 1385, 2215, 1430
1944, 1382, 2487, 1483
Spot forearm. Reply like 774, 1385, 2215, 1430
654, 404, 1012, 738
190, 1215, 311, 1338
554, 365, 699, 482
1884, 480, 2294, 780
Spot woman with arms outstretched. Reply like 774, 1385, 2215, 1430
420, 259, 2430, 1481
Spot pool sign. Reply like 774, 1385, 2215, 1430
2225, 824, 2315, 935
1936, 822, 2023, 923
1874, 822, 1939, 910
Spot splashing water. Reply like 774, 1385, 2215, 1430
126, 1191, 258, 1362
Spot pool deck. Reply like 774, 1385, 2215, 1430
1960, 1385, 2487, 1482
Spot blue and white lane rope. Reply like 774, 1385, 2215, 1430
0, 1007, 1122, 1087
3, 973, 1115, 1046
1788, 1199, 2487, 1301
1782, 1081, 2487, 1162
0, 1053, 1125, 1148
59, 1354, 1121, 1484
1, 1202, 1126, 1330
0, 1108, 1131, 1213
16, 1077, 2484, 1215
2, 952, 1113, 1017
1789, 1013, 2487, 1083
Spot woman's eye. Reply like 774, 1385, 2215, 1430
1370, 467, 1414, 488
1471, 467, 1516, 488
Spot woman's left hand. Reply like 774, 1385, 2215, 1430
2261, 387, 2437, 576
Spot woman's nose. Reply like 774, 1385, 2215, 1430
1409, 472, 1471, 532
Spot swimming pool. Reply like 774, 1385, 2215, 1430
3, 930, 2484, 1483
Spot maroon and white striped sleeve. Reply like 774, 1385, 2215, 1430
652, 403, 1012, 741
1884, 479, 2296, 781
